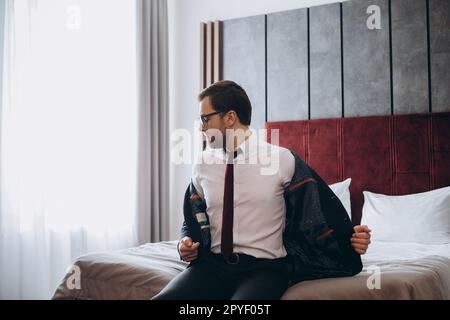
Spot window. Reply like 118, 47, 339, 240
2, 0, 138, 237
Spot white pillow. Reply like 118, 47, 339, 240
361, 186, 450, 244
329, 178, 352, 221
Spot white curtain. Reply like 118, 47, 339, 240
135, 0, 170, 244
0, 0, 139, 299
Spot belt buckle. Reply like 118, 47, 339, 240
225, 253, 240, 265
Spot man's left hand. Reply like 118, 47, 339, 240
351, 225, 372, 255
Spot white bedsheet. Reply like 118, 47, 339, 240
282, 241, 450, 300
52, 240, 450, 299
362, 241, 450, 262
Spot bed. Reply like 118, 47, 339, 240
51, 240, 450, 300
52, 112, 450, 300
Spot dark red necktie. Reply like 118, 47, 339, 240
221, 152, 236, 259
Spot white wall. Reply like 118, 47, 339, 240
0, 0, 5, 110
167, 0, 349, 239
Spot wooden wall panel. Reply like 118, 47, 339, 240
343, 0, 391, 117
430, 0, 450, 112
267, 9, 308, 121
310, 3, 342, 119
223, 16, 266, 129
391, 0, 429, 114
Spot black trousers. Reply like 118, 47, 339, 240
152, 252, 290, 300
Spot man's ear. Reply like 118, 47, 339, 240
225, 110, 237, 127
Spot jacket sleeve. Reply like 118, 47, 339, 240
311, 168, 363, 276
179, 184, 194, 240
177, 185, 194, 260
179, 182, 209, 250
180, 221, 190, 240
283, 155, 362, 284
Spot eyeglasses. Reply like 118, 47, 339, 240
199, 111, 223, 126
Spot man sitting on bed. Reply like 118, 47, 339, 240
153, 80, 372, 300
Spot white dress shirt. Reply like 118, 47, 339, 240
192, 129, 295, 259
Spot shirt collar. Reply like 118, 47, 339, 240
206, 128, 260, 162
225, 128, 258, 161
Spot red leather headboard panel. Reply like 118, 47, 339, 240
265, 112, 450, 225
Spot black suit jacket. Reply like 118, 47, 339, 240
180, 152, 362, 285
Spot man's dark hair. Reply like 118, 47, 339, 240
198, 80, 252, 125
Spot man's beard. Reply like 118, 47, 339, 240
205, 134, 226, 149
203, 129, 229, 150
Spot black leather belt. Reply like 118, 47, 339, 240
210, 252, 258, 265
225, 253, 240, 265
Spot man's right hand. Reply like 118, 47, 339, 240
178, 236, 200, 262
